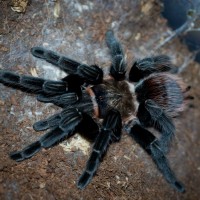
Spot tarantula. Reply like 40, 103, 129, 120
0, 31, 191, 192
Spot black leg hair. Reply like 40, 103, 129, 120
31, 47, 80, 74
129, 55, 173, 82
37, 92, 78, 107
137, 99, 175, 154
77, 113, 100, 142
77, 109, 122, 189
0, 70, 67, 95
62, 74, 84, 98
129, 121, 185, 193
31, 47, 103, 85
106, 30, 127, 81
33, 106, 93, 131
10, 108, 96, 161
33, 113, 62, 131
0, 70, 86, 101
37, 74, 84, 102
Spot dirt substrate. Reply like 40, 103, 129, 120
0, 0, 200, 199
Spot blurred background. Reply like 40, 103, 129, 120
0, 0, 200, 199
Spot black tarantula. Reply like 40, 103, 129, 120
0, 31, 191, 192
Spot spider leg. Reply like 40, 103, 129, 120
128, 121, 185, 193
137, 99, 175, 154
31, 47, 103, 85
37, 92, 78, 107
77, 109, 122, 189
0, 70, 67, 95
36, 73, 84, 102
10, 108, 95, 161
129, 55, 173, 82
0, 70, 84, 102
31, 47, 80, 74
106, 30, 127, 81
33, 113, 62, 131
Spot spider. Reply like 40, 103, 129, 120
0, 30, 191, 192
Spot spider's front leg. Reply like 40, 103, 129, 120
128, 121, 185, 193
31, 47, 103, 85
10, 108, 99, 161
0, 70, 67, 95
77, 109, 122, 189
106, 30, 127, 81
137, 99, 175, 154
0, 70, 85, 105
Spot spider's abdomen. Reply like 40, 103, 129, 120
135, 73, 185, 116
92, 79, 135, 119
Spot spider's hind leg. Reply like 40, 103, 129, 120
128, 121, 185, 193
106, 30, 127, 81
137, 100, 175, 154
77, 109, 122, 189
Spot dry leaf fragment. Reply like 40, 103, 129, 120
11, 0, 28, 13
54, 0, 61, 18
30, 68, 38, 77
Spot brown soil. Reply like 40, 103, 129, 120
0, 0, 200, 199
